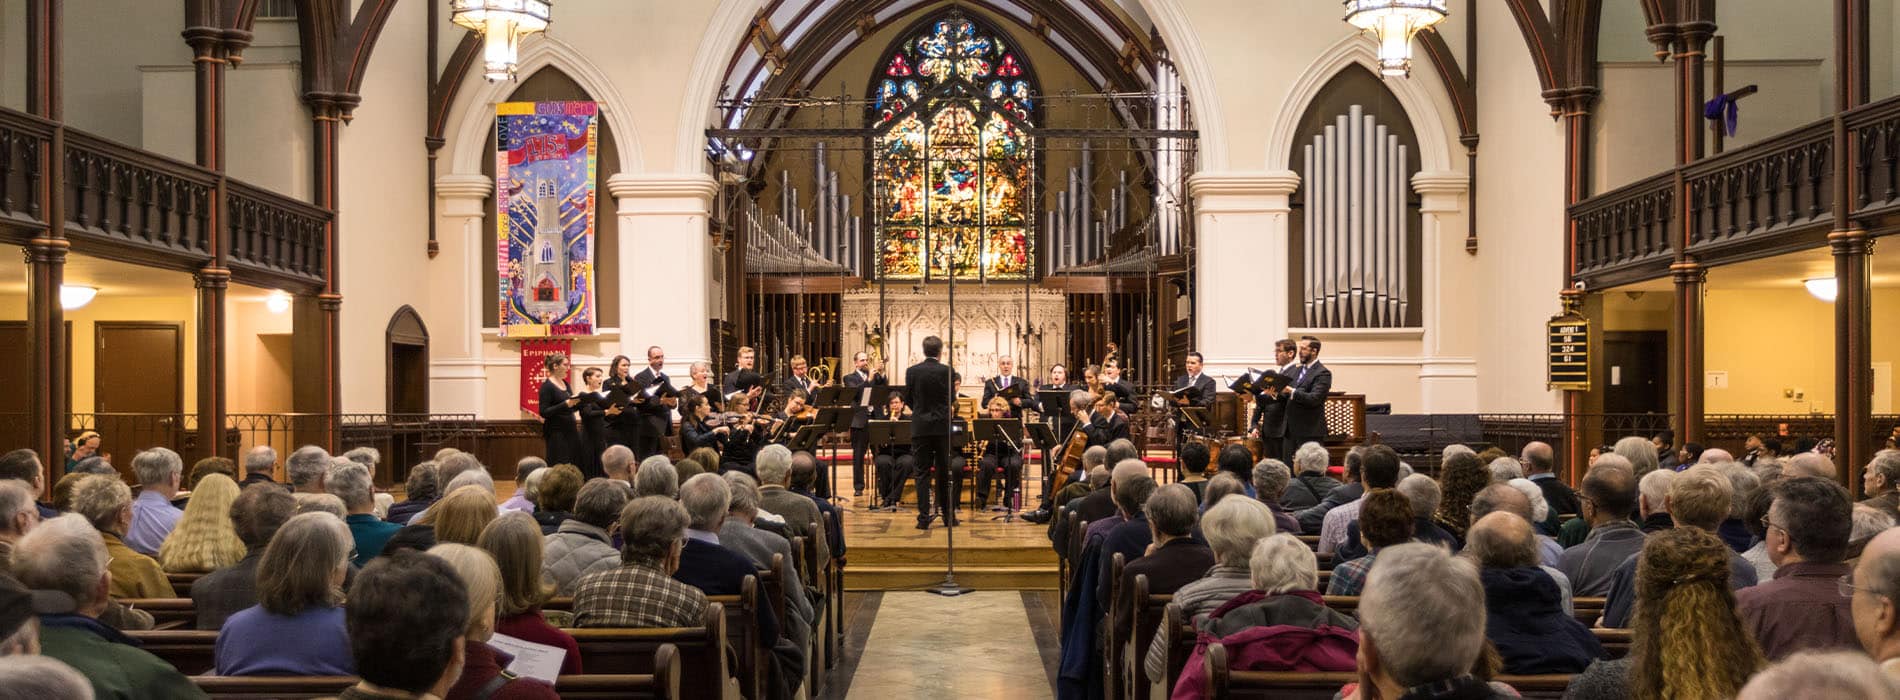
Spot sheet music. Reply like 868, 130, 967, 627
489, 633, 565, 683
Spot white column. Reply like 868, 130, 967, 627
1412, 170, 1477, 412
430, 174, 494, 414
1189, 170, 1301, 380
609, 172, 720, 368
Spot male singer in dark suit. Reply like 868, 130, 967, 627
721, 345, 758, 400
841, 351, 887, 498
1249, 339, 1299, 464
905, 336, 955, 530
1280, 336, 1333, 463
1171, 352, 1218, 445
980, 355, 1038, 418
630, 346, 676, 460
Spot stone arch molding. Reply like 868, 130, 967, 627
445, 35, 646, 177
1267, 33, 1460, 176
674, 0, 1231, 172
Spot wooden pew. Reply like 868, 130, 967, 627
166, 572, 202, 597
130, 629, 217, 675
1056, 507, 1075, 618
823, 509, 843, 669
791, 535, 825, 697
121, 598, 196, 629
1122, 576, 1171, 700
192, 651, 678, 699
570, 608, 726, 699
706, 575, 770, 700
1201, 644, 1574, 699
1103, 552, 1126, 700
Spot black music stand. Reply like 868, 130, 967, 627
865, 419, 913, 512
974, 418, 1026, 521
787, 424, 827, 453
1036, 389, 1072, 415
813, 405, 855, 502
1024, 422, 1059, 507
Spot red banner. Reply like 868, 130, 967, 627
520, 339, 573, 417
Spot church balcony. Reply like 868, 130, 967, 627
0, 106, 331, 293
1569, 171, 1675, 289
1680, 118, 1835, 266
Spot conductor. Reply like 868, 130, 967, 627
906, 335, 956, 530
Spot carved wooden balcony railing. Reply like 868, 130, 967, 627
1682, 119, 1834, 260
227, 180, 328, 288
0, 110, 53, 231
1848, 95, 1900, 220
1569, 172, 1674, 287
64, 129, 218, 261
0, 107, 331, 292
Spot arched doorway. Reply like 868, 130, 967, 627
386, 306, 429, 415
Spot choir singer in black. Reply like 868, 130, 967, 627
905, 335, 955, 530
537, 353, 583, 468
842, 351, 887, 499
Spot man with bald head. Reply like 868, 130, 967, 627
1522, 441, 1581, 519
1466, 511, 1604, 674
1787, 452, 1838, 481
1557, 455, 1644, 596
1850, 528, 1900, 680
1471, 483, 1562, 566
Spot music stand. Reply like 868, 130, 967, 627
787, 424, 827, 453
1035, 389, 1071, 415
813, 406, 856, 501
1023, 422, 1059, 510
1179, 407, 1211, 434
865, 420, 913, 512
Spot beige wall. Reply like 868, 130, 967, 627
226, 286, 294, 414
0, 290, 199, 414
1704, 286, 1900, 414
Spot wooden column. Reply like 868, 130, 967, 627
312, 100, 344, 449
1667, 10, 1714, 446
194, 269, 228, 460
1834, 0, 1873, 487
26, 0, 63, 473
1559, 87, 1600, 480
26, 0, 59, 121
186, 23, 230, 461
1670, 261, 1705, 446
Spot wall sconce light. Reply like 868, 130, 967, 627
266, 291, 291, 314
60, 285, 97, 310
1804, 277, 1838, 302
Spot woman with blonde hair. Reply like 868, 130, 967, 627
158, 472, 247, 572
214, 512, 354, 676
428, 543, 559, 700
423, 485, 498, 545
1563, 527, 1765, 699
477, 513, 582, 674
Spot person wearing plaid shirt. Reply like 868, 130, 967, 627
571, 496, 707, 628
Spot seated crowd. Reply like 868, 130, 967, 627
1050, 435, 1900, 699
0, 439, 841, 700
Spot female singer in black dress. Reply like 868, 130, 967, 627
576, 367, 620, 479
538, 353, 584, 468
679, 360, 724, 413
601, 355, 639, 450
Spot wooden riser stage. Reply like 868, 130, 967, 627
834, 488, 1060, 591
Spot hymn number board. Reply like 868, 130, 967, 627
1547, 314, 1590, 391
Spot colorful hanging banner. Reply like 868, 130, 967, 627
519, 338, 573, 416
497, 100, 598, 337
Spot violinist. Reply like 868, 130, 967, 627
576, 367, 622, 479
974, 397, 1023, 511
601, 355, 640, 451
870, 392, 914, 511
771, 389, 817, 444
1076, 388, 1129, 448
841, 350, 888, 499
719, 370, 777, 476
680, 395, 730, 455
679, 360, 724, 414
536, 353, 584, 468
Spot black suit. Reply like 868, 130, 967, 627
981, 375, 1038, 417
1172, 373, 1217, 449
781, 374, 815, 397
1283, 360, 1332, 461
905, 357, 955, 526
630, 367, 673, 460
870, 406, 914, 507
1252, 365, 1293, 464
1079, 410, 1129, 448
842, 369, 887, 494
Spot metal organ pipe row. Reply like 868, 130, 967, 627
758, 144, 862, 275
1301, 104, 1409, 328
1154, 54, 1186, 256
1045, 145, 1134, 273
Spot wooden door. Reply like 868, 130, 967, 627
94, 323, 184, 458
1602, 331, 1668, 415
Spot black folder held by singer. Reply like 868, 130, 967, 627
1228, 368, 1291, 395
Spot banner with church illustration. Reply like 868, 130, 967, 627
496, 100, 598, 337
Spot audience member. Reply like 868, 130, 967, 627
1736, 650, 1900, 700
757, 445, 829, 566
788, 451, 845, 558
157, 472, 245, 572
385, 461, 439, 525
1296, 445, 1364, 534
64, 432, 102, 473
1851, 528, 1900, 681
1787, 452, 1839, 481
1718, 461, 1763, 552
1466, 511, 1603, 674
0, 448, 58, 518
544, 478, 632, 595
601, 445, 635, 483
478, 512, 582, 675
1142, 495, 1275, 679
124, 447, 185, 555
15, 514, 204, 698
0, 655, 91, 698
673, 473, 784, 651
435, 451, 485, 490
1249, 459, 1302, 534
531, 464, 583, 535
1080, 460, 1148, 546
1395, 473, 1460, 551
1557, 456, 1641, 596
295, 492, 348, 518
1174, 440, 1210, 501
1506, 477, 1559, 535
571, 496, 707, 628
500, 457, 547, 513
1115, 484, 1213, 633
1318, 445, 1402, 555
442, 468, 497, 498
1738, 475, 1857, 660
1564, 527, 1765, 700
1171, 534, 1358, 697
321, 463, 398, 567
719, 472, 816, 638
69, 474, 174, 598
1433, 450, 1490, 541
239, 446, 278, 488
184, 456, 239, 498
1864, 450, 1900, 522
1855, 505, 1897, 556
1635, 469, 1677, 534
214, 512, 354, 676
1200, 471, 1247, 509
1327, 489, 1413, 596
1522, 441, 1581, 518
382, 524, 438, 556
425, 485, 500, 545
1598, 466, 1757, 627
428, 543, 559, 700
286, 445, 332, 495
633, 458, 680, 499
1472, 483, 1561, 565
1096, 472, 1161, 606
1279, 441, 1341, 511
1615, 435, 1660, 476
0, 481, 39, 569
339, 551, 470, 699
1488, 457, 1524, 483
1353, 542, 1506, 699
1741, 487, 1779, 583
194, 483, 296, 630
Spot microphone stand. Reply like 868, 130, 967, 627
932, 237, 970, 598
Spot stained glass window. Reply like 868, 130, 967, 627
871, 13, 1034, 281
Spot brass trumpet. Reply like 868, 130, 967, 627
808, 356, 840, 386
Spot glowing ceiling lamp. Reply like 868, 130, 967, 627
60, 285, 96, 310
451, 0, 552, 82
1804, 277, 1838, 302
1344, 0, 1450, 77
266, 291, 292, 314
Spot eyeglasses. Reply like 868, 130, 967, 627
1761, 516, 1787, 535
1840, 574, 1864, 598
